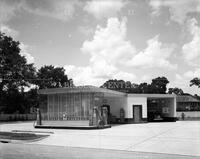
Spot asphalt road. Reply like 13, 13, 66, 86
0, 143, 199, 159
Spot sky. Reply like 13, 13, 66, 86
0, 0, 200, 95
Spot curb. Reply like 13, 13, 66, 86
34, 125, 111, 130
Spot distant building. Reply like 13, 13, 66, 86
176, 95, 200, 120
177, 95, 200, 111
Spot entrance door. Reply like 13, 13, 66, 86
133, 105, 142, 123
101, 105, 110, 124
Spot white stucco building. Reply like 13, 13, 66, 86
37, 86, 176, 127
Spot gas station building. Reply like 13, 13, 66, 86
37, 86, 176, 128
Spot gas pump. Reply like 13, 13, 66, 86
91, 107, 98, 126
36, 108, 42, 125
102, 107, 108, 125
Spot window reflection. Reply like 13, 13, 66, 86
43, 93, 96, 120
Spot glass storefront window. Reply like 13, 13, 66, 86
45, 92, 97, 120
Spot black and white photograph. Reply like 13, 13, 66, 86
0, 0, 200, 158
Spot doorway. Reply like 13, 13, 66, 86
101, 105, 111, 124
132, 105, 142, 123
147, 99, 166, 122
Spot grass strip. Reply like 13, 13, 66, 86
0, 131, 49, 140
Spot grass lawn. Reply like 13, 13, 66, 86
0, 131, 49, 141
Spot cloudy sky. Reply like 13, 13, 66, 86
0, 0, 200, 94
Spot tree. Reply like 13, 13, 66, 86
0, 32, 36, 91
100, 77, 169, 94
194, 94, 200, 100
190, 77, 200, 88
0, 32, 36, 113
100, 76, 170, 94
23, 88, 39, 113
35, 65, 73, 89
150, 77, 169, 94
138, 82, 151, 93
168, 87, 184, 95
129, 83, 140, 93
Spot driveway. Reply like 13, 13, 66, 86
1, 121, 200, 157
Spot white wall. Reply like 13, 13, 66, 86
127, 96, 147, 118
169, 98, 176, 117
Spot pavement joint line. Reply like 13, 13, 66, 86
10, 142, 200, 158
125, 125, 182, 151
52, 133, 153, 138
155, 137, 198, 141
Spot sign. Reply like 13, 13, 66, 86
106, 81, 132, 92
162, 107, 169, 114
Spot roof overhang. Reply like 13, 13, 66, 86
38, 86, 126, 96
127, 94, 176, 98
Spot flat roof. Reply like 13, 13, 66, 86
38, 85, 126, 96
127, 93, 176, 98
177, 95, 200, 102
38, 86, 177, 99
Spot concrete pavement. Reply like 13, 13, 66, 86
1, 143, 200, 159
0, 121, 200, 157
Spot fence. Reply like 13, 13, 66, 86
177, 111, 200, 120
0, 114, 36, 121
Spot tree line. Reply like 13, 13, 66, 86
101, 78, 200, 95
101, 77, 170, 94
0, 32, 200, 114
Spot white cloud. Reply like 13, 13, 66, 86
149, 0, 162, 16
78, 26, 94, 36
113, 71, 136, 82
65, 17, 177, 86
81, 17, 136, 66
182, 18, 200, 66
81, 17, 136, 79
170, 73, 189, 90
0, 0, 22, 24
149, 0, 200, 24
0, 0, 81, 23
184, 68, 200, 78
166, 74, 183, 92
24, 0, 81, 22
19, 43, 35, 64
64, 65, 105, 86
171, 72, 200, 94
141, 75, 151, 83
65, 17, 136, 86
126, 35, 177, 70
84, 0, 127, 19
64, 65, 136, 86
0, 25, 19, 38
